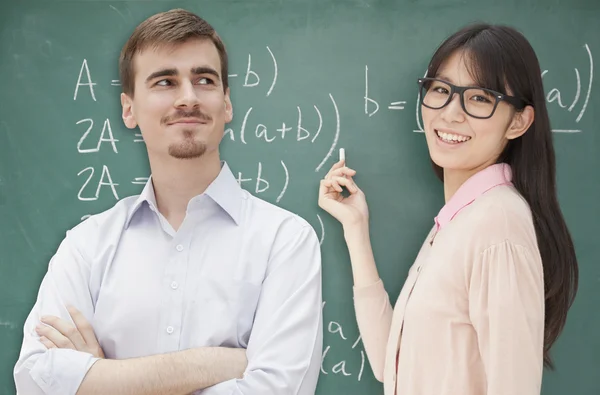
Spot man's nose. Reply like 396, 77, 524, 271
174, 81, 200, 108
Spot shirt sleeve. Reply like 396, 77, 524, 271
14, 228, 100, 395
352, 279, 393, 382
468, 240, 545, 395
199, 222, 323, 395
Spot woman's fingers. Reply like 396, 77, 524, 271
322, 178, 343, 193
322, 176, 359, 195
319, 179, 340, 196
325, 166, 356, 181
320, 164, 360, 200
330, 176, 359, 194
325, 160, 346, 179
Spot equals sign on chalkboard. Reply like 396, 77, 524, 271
388, 101, 406, 110
111, 80, 121, 86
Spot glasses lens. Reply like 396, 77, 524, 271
463, 88, 497, 118
421, 79, 451, 109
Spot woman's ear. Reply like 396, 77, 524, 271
506, 105, 534, 140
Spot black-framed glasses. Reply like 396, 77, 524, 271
417, 77, 528, 119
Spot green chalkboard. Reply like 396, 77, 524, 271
1, 1, 598, 394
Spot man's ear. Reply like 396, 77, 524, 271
506, 105, 534, 140
121, 93, 137, 129
224, 88, 233, 124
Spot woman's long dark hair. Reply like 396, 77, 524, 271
425, 24, 578, 369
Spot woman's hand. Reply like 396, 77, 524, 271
318, 160, 369, 229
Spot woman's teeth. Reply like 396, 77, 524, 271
435, 130, 471, 144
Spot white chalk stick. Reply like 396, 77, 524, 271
339, 148, 345, 162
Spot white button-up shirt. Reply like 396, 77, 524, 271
14, 162, 323, 395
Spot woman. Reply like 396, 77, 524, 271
318, 23, 578, 395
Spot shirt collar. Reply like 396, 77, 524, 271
125, 161, 242, 228
434, 163, 513, 231
125, 176, 158, 228
202, 161, 242, 225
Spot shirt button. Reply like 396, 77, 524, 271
170, 281, 179, 290
175, 244, 184, 252
166, 326, 174, 334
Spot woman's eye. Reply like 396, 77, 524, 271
433, 86, 449, 94
472, 95, 492, 103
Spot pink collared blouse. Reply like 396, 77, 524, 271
354, 163, 545, 395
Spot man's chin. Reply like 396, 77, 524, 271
168, 142, 207, 159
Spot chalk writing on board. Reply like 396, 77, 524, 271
364, 65, 408, 116
109, 4, 130, 22
76, 118, 119, 153
316, 214, 325, 246
75, 46, 278, 97
388, 101, 406, 110
235, 161, 290, 202
364, 65, 379, 117
134, 133, 144, 143
543, 43, 593, 132
122, 161, 291, 203
320, 301, 366, 381
411, 44, 594, 134
228, 46, 278, 97
0, 320, 17, 330
277, 161, 289, 203
77, 165, 119, 201
223, 104, 324, 144
315, 94, 340, 172
74, 59, 97, 101
221, 93, 340, 173
131, 177, 148, 186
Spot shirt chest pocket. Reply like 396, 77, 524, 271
190, 275, 261, 348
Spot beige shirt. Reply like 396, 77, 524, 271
354, 164, 545, 395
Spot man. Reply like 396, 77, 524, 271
14, 9, 323, 395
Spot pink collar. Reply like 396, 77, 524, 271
434, 163, 513, 231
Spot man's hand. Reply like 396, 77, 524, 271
36, 305, 105, 359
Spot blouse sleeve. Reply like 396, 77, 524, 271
353, 279, 394, 382
468, 240, 545, 395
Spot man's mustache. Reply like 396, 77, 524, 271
161, 109, 212, 125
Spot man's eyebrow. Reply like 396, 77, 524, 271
191, 67, 220, 79
145, 68, 178, 83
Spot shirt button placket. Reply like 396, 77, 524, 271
164, 241, 185, 350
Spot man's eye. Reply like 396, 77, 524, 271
197, 77, 214, 85
155, 79, 172, 86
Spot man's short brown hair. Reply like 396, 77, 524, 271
119, 9, 229, 96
